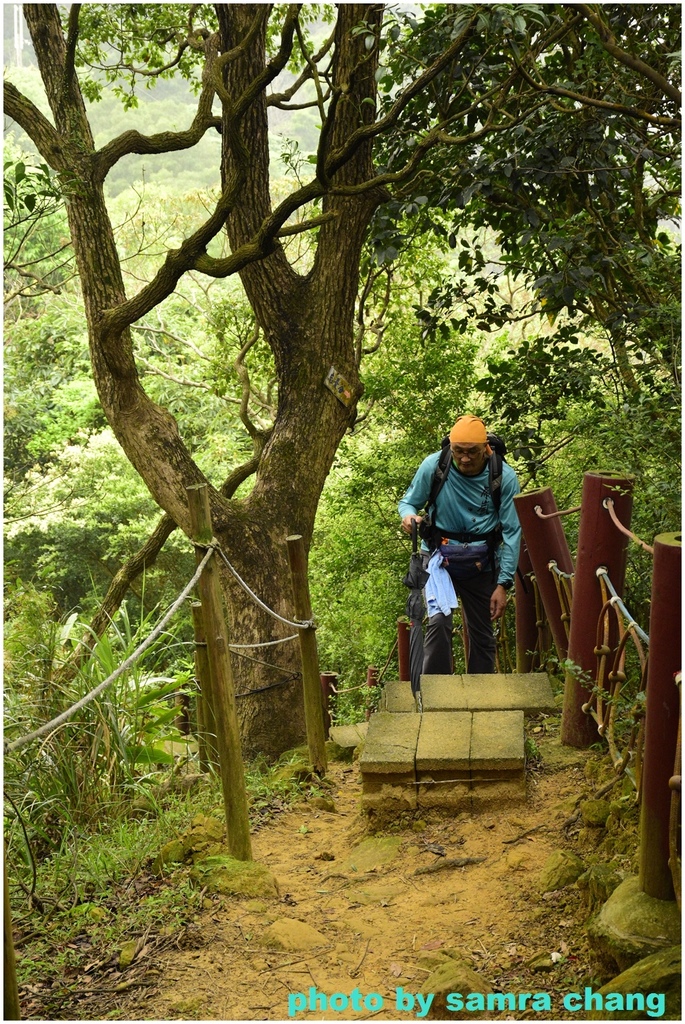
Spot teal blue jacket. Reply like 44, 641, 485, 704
398, 452, 522, 585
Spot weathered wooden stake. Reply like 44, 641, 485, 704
286, 535, 327, 775
191, 600, 219, 773
187, 484, 252, 861
4, 849, 21, 1020
320, 672, 337, 737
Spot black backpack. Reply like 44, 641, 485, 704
418, 432, 507, 555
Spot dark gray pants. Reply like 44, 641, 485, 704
423, 571, 499, 675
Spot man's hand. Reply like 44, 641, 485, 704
490, 584, 508, 620
401, 514, 423, 535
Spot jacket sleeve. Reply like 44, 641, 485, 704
496, 465, 522, 585
398, 453, 439, 519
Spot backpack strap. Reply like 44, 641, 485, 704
419, 439, 452, 550
422, 436, 505, 556
488, 449, 503, 512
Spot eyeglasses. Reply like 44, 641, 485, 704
450, 445, 484, 459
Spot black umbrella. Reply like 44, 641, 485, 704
402, 520, 428, 709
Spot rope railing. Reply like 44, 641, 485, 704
579, 565, 650, 792
548, 560, 574, 640
215, 544, 315, 630
6, 537, 319, 756
603, 497, 655, 555
5, 544, 216, 755
528, 572, 551, 671
534, 503, 582, 520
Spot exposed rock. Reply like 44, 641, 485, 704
261, 918, 328, 950
325, 739, 354, 763
577, 863, 626, 911
587, 945, 681, 1020
586, 876, 681, 972
153, 838, 186, 873
190, 855, 278, 898
503, 848, 536, 872
118, 939, 139, 970
581, 799, 612, 827
339, 836, 403, 873
129, 794, 157, 817
151, 815, 226, 874
271, 746, 314, 785
539, 849, 586, 892
309, 795, 337, 813
420, 959, 492, 1019
245, 900, 268, 914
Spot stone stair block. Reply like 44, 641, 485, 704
470, 776, 526, 807
462, 672, 556, 713
470, 710, 524, 771
358, 712, 420, 775
329, 722, 367, 749
419, 675, 467, 711
380, 680, 417, 714
416, 711, 471, 771
361, 773, 418, 814
419, 672, 555, 714
416, 772, 471, 810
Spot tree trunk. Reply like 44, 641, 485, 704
14, 3, 383, 759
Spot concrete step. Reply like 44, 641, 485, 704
380, 672, 556, 715
328, 722, 368, 751
359, 707, 526, 816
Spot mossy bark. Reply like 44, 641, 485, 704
14, 4, 383, 758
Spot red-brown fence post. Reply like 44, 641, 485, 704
515, 541, 538, 673
561, 472, 634, 747
513, 488, 575, 661
638, 531, 681, 900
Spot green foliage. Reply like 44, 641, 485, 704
310, 306, 480, 701
4, 589, 195, 860
3, 141, 76, 310
72, 4, 216, 105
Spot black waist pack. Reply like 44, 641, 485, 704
441, 541, 491, 580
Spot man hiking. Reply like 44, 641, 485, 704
399, 415, 521, 675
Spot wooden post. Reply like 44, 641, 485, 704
513, 487, 575, 662
561, 472, 633, 748
191, 600, 219, 773
186, 484, 252, 861
638, 532, 681, 900
286, 535, 327, 775
397, 619, 410, 682
515, 541, 538, 673
320, 672, 337, 737
4, 850, 20, 1020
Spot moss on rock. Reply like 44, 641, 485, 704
190, 855, 278, 898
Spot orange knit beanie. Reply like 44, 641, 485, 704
449, 415, 488, 444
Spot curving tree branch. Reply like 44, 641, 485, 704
573, 3, 682, 106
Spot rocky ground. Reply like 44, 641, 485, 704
43, 714, 671, 1024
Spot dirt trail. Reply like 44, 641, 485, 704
112, 738, 604, 1023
